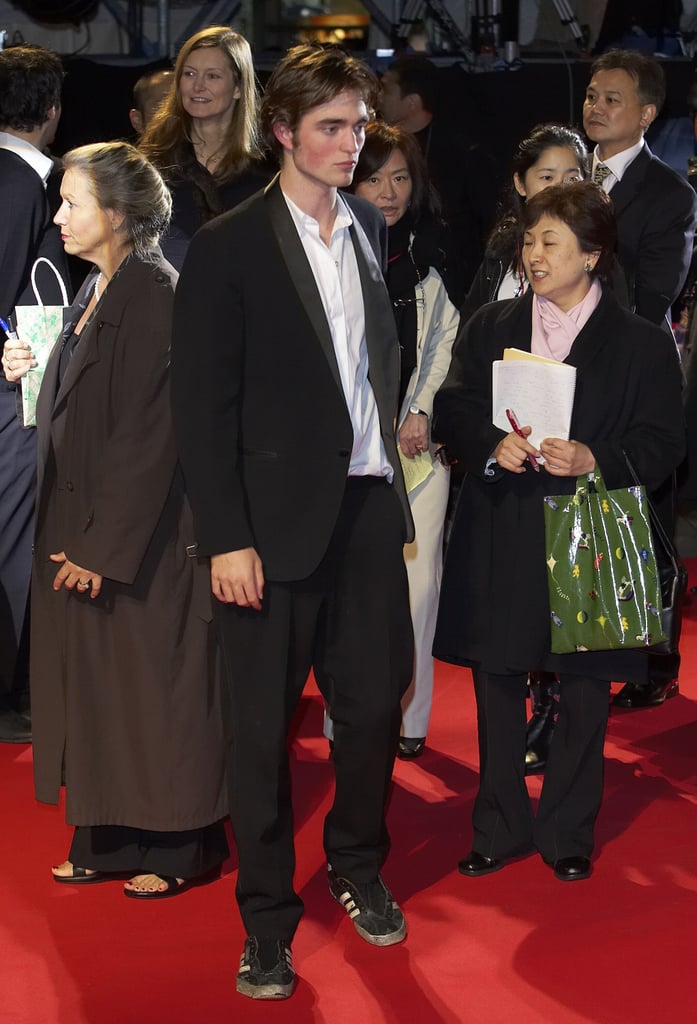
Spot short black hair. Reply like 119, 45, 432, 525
589, 49, 666, 114
0, 44, 64, 132
386, 56, 438, 114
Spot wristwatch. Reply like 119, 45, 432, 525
409, 404, 428, 417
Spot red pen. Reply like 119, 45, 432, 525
506, 408, 540, 472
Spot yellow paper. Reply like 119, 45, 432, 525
398, 447, 434, 494
503, 346, 560, 366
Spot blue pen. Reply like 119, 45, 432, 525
0, 317, 18, 340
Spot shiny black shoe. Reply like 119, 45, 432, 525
398, 736, 426, 759
553, 856, 591, 881
236, 937, 295, 1000
328, 866, 406, 946
612, 679, 679, 709
458, 850, 504, 877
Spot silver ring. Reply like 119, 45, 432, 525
77, 580, 89, 589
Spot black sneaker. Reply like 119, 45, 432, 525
328, 866, 407, 946
235, 936, 295, 1000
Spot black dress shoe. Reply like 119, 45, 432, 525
553, 856, 591, 881
398, 736, 426, 759
613, 678, 678, 709
0, 709, 31, 744
458, 850, 504, 877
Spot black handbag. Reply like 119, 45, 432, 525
624, 454, 687, 656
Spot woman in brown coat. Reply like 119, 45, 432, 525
5, 142, 228, 898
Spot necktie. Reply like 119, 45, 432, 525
593, 162, 612, 186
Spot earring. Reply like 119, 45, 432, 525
584, 260, 592, 273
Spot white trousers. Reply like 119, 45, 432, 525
324, 459, 450, 741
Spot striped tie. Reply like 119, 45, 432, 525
593, 162, 612, 186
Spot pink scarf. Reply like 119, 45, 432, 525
531, 278, 602, 362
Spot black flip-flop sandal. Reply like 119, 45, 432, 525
52, 866, 117, 885
123, 874, 192, 900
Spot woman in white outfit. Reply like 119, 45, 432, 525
325, 121, 459, 757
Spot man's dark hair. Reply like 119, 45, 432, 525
261, 44, 379, 162
590, 49, 666, 114
386, 56, 439, 114
0, 44, 64, 132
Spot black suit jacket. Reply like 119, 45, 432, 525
171, 177, 413, 581
0, 148, 69, 322
609, 142, 697, 325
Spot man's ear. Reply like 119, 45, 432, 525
639, 103, 657, 130
273, 120, 294, 152
129, 108, 144, 135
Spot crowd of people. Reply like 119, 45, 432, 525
0, 31, 694, 1002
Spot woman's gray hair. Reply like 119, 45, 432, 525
62, 141, 172, 257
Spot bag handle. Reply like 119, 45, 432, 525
622, 451, 679, 573
31, 257, 69, 306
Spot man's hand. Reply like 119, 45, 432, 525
398, 411, 429, 459
539, 438, 595, 477
211, 548, 265, 609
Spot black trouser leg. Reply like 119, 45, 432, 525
471, 669, 534, 858
533, 674, 610, 861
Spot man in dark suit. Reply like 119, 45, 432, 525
0, 44, 68, 743
583, 48, 697, 709
172, 45, 414, 1000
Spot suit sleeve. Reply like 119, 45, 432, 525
66, 275, 178, 582
632, 175, 697, 324
0, 165, 50, 319
408, 269, 459, 419
589, 330, 686, 493
171, 222, 255, 557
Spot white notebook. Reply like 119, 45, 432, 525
492, 348, 577, 449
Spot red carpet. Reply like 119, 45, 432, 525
3, 567, 697, 1023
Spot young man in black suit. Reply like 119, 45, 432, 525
0, 44, 68, 743
583, 49, 697, 708
172, 45, 414, 1000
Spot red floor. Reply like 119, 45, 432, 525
2, 578, 697, 1023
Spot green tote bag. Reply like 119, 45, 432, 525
543, 467, 666, 654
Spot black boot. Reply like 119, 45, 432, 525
525, 673, 558, 775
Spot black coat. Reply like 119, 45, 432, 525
171, 177, 413, 580
432, 287, 685, 681
610, 142, 697, 325
31, 253, 226, 829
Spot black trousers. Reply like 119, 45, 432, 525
472, 669, 611, 862
216, 478, 413, 941
69, 822, 229, 878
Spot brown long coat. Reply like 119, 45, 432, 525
31, 253, 226, 830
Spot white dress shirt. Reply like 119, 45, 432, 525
0, 131, 53, 186
283, 190, 393, 481
591, 139, 645, 192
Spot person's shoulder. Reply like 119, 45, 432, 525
342, 191, 383, 229
644, 144, 696, 197
0, 148, 44, 192
119, 253, 177, 297
204, 187, 266, 235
